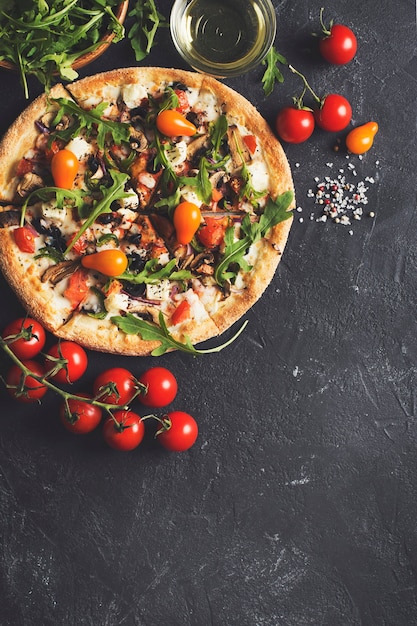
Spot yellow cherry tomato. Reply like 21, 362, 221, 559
173, 201, 202, 244
345, 121, 379, 155
156, 110, 197, 137
81, 249, 128, 277
51, 149, 79, 189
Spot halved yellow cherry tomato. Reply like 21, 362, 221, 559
51, 148, 79, 189
346, 121, 379, 155
156, 110, 197, 137
173, 201, 202, 244
81, 249, 128, 277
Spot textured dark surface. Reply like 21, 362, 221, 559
0, 1, 416, 625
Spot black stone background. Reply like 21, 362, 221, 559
0, 1, 416, 624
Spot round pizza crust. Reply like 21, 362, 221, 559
0, 68, 294, 356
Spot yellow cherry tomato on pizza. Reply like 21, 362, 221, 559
81, 249, 128, 277
173, 201, 202, 244
51, 149, 79, 189
156, 110, 197, 137
345, 121, 379, 155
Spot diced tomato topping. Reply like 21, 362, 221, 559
67, 232, 88, 256
64, 268, 90, 310
171, 300, 192, 326
43, 140, 60, 162
16, 158, 34, 177
14, 226, 37, 253
197, 217, 227, 249
175, 89, 190, 113
242, 134, 257, 154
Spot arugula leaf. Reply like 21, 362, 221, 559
51, 98, 131, 151
111, 312, 249, 356
65, 169, 130, 254
0, 0, 126, 97
20, 186, 87, 226
209, 115, 228, 158
127, 0, 167, 62
214, 190, 294, 285
118, 258, 191, 285
261, 47, 287, 97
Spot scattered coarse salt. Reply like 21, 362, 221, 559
306, 158, 378, 227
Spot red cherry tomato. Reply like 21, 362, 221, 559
319, 23, 357, 65
314, 94, 352, 132
173, 201, 201, 244
2, 317, 46, 359
7, 360, 48, 403
60, 393, 102, 434
81, 249, 128, 277
157, 411, 198, 452
156, 109, 197, 137
345, 121, 379, 154
45, 341, 88, 384
197, 217, 227, 248
51, 149, 79, 189
275, 107, 315, 143
137, 367, 178, 407
103, 410, 145, 451
93, 367, 138, 406
14, 226, 37, 253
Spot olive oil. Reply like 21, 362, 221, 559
171, 0, 276, 77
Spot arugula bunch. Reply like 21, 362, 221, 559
0, 0, 165, 98
215, 190, 294, 286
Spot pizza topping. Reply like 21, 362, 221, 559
156, 109, 197, 138
63, 268, 91, 310
81, 249, 129, 277
16, 172, 44, 198
51, 149, 79, 189
173, 201, 202, 244
14, 225, 37, 253
171, 300, 192, 326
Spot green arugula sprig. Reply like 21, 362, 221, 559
0, 0, 127, 98
128, 0, 167, 62
118, 258, 192, 285
65, 169, 130, 254
111, 312, 248, 356
261, 47, 287, 97
19, 186, 87, 227
51, 98, 131, 151
215, 191, 294, 286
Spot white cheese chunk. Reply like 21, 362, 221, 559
165, 140, 187, 167
65, 136, 94, 162
40, 201, 69, 227
146, 279, 171, 302
246, 159, 270, 192
122, 83, 148, 109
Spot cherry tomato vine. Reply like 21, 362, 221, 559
0, 318, 199, 453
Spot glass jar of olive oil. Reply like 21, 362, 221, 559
170, 0, 276, 78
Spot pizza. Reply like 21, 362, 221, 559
0, 67, 294, 356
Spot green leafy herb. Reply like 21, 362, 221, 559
214, 190, 294, 285
209, 115, 228, 158
118, 258, 191, 285
0, 0, 128, 98
65, 169, 130, 254
51, 98, 131, 151
111, 311, 249, 356
127, 0, 167, 62
261, 47, 287, 97
20, 186, 87, 226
